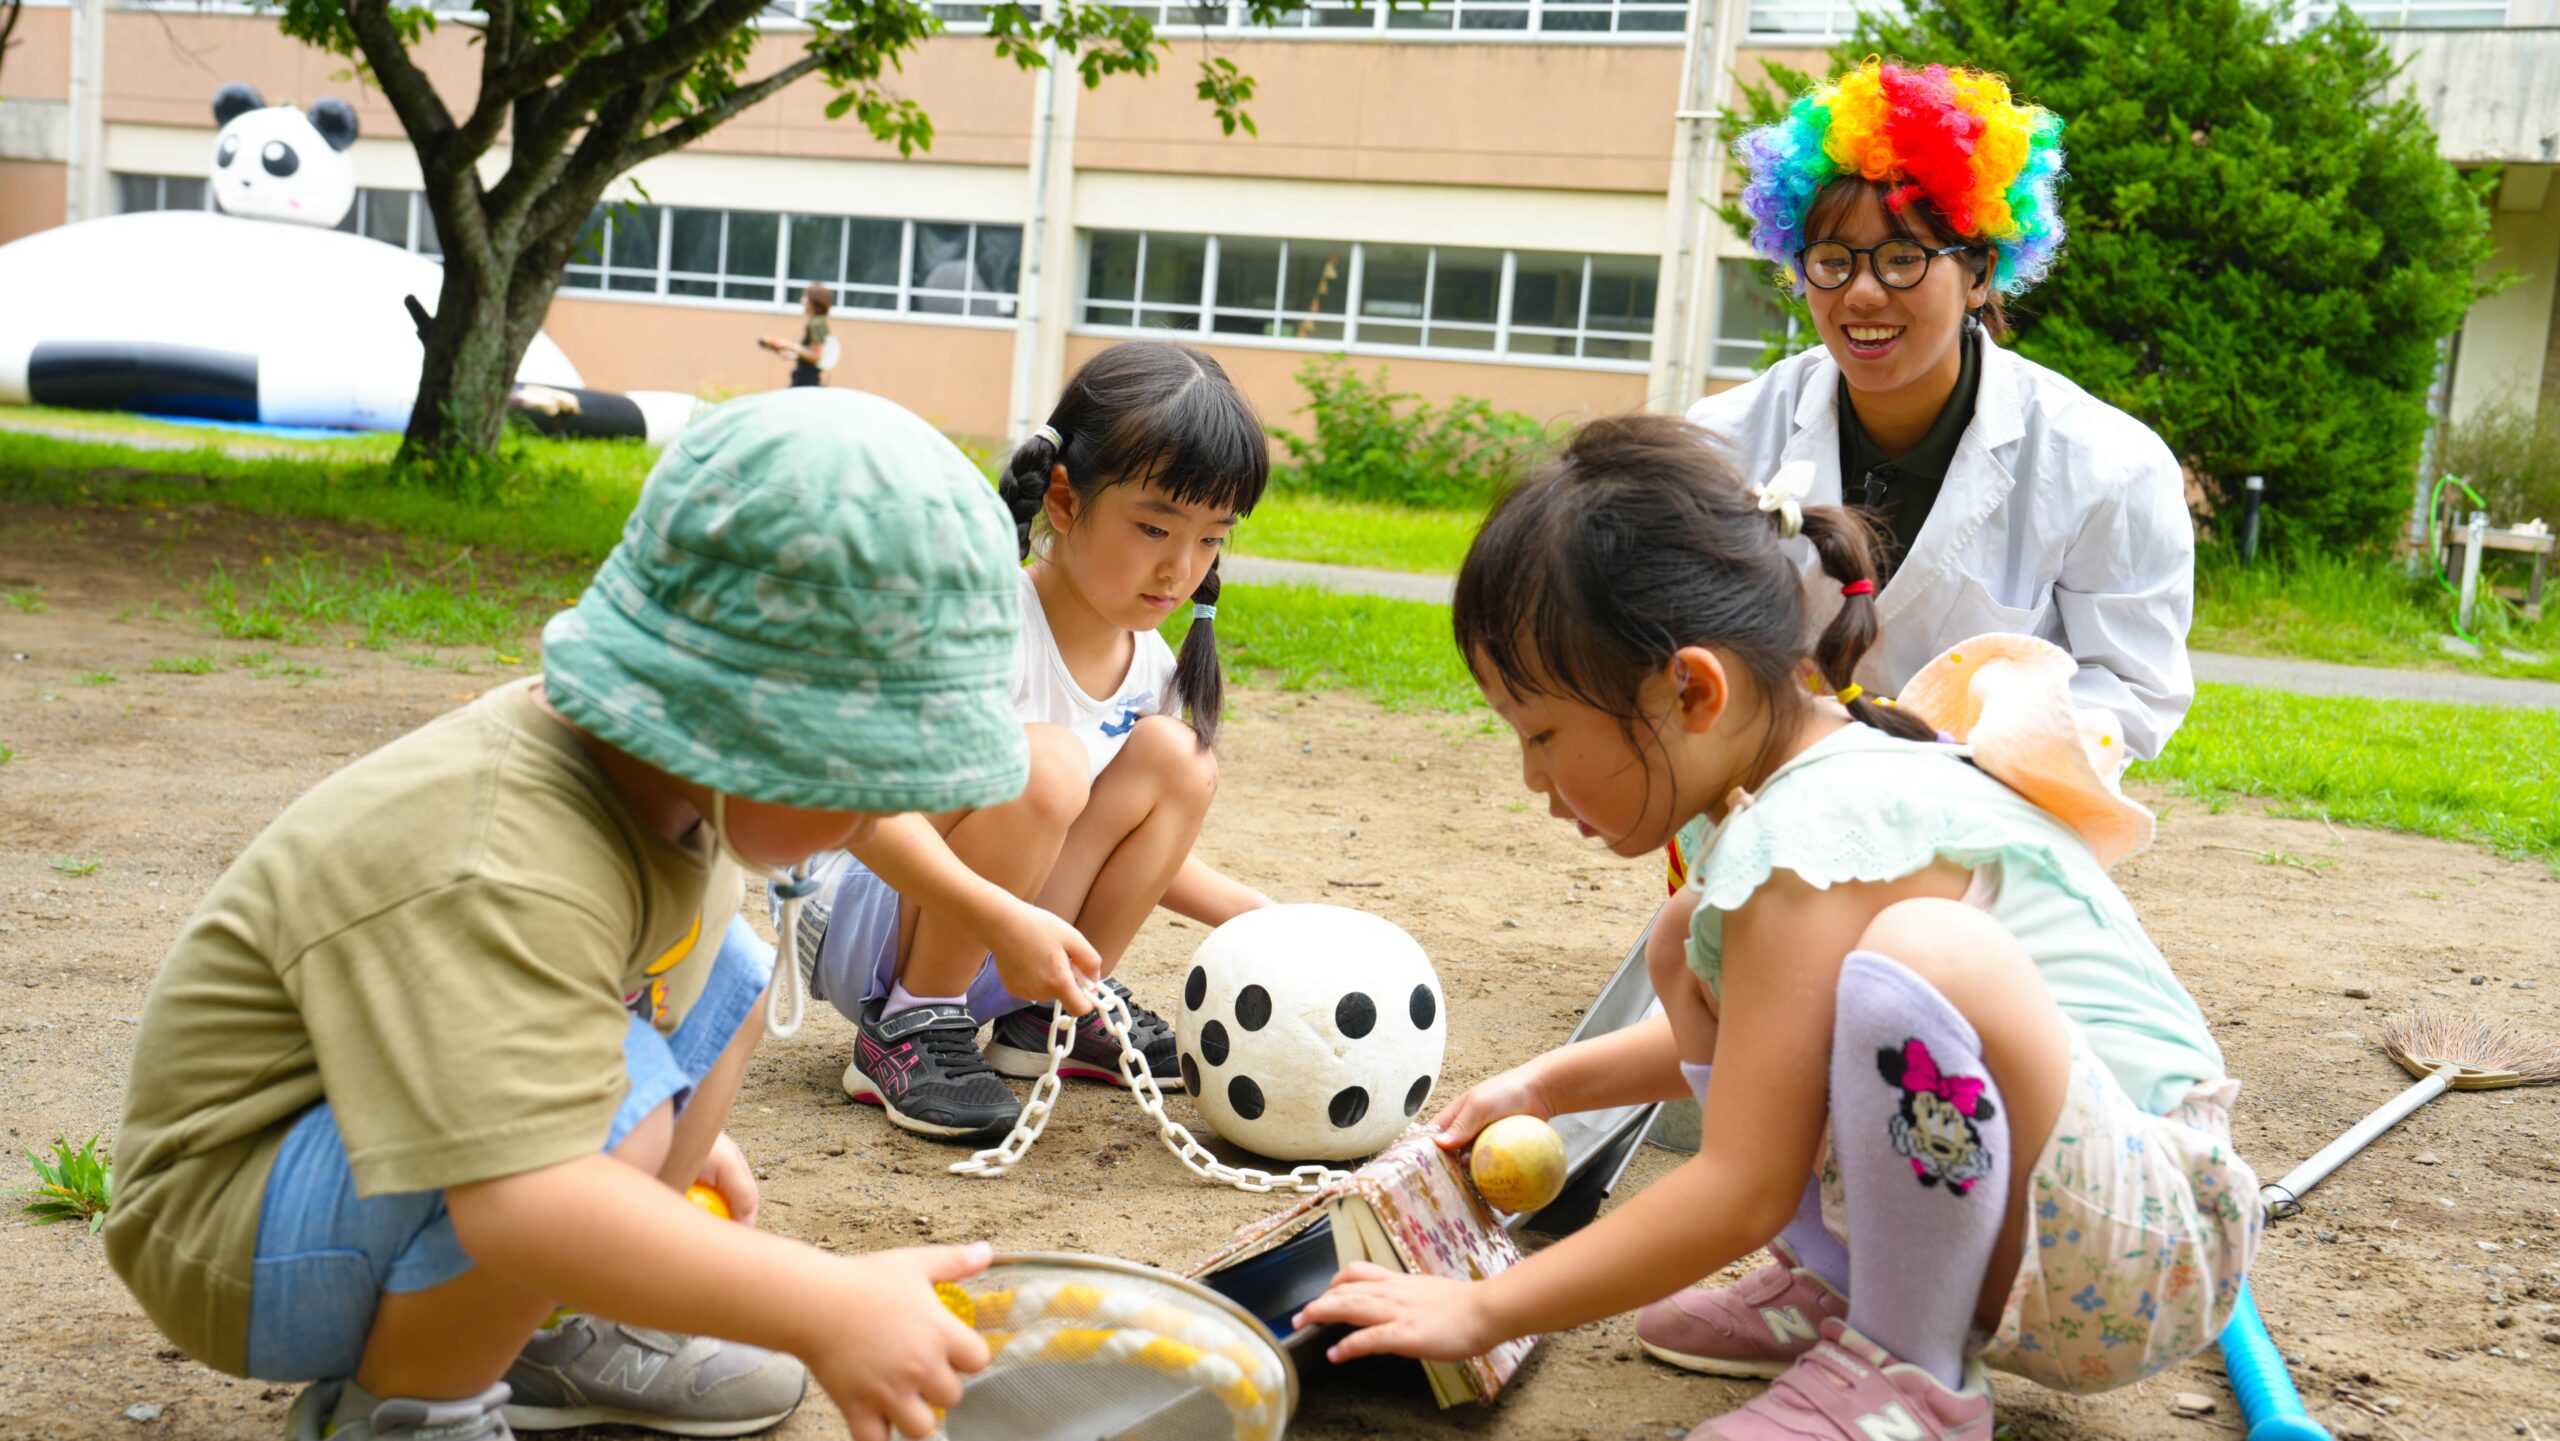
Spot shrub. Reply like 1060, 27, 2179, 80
1271, 358, 1555, 510
1734, 2, 2497, 552
2437, 402, 2560, 528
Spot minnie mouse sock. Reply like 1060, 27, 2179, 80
1829, 947, 2009, 1388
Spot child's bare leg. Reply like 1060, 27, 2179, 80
352, 1100, 676, 1399
351, 964, 770, 1400
1033, 716, 1215, 970
1829, 898, 2070, 1382
898, 723, 1088, 997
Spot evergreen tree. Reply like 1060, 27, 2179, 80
1728, 1, 2496, 550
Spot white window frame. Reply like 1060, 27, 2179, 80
1708, 255, 1810, 379
561, 203, 1021, 327
1078, 228, 1655, 372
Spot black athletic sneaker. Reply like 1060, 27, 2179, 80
843, 998, 1022, 1142
983, 977, 1183, 1090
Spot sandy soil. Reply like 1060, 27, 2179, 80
1, 496, 2556, 1441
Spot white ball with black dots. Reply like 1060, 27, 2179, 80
1175, 904, 1446, 1162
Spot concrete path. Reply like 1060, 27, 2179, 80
1222, 554, 2560, 710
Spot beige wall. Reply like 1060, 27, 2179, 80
2450, 165, 2559, 427
1, 4, 71, 100
1063, 334, 1646, 440
0, 159, 66, 244
1077, 39, 1680, 194
543, 295, 1015, 440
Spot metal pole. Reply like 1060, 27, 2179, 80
1646, 0, 1742, 413
2458, 509, 2488, 634
66, 0, 110, 224
1005, 13, 1062, 444
2241, 474, 2263, 564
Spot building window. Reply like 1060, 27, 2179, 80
1712, 257, 1810, 376
1744, 0, 1901, 41
1082, 230, 1656, 368
113, 173, 210, 214
333, 188, 443, 257
766, 0, 1687, 36
565, 204, 1020, 321
2297, 0, 2512, 22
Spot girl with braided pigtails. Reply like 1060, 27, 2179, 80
1298, 415, 2255, 1441
794, 341, 1276, 1143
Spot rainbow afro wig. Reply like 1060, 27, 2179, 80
1734, 60, 2067, 295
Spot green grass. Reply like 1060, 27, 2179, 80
146, 654, 219, 675
4, 402, 398, 455
2133, 683, 2560, 868
4, 586, 46, 613
1177, 583, 1479, 712
1234, 492, 1480, 575
2194, 547, 2560, 682
49, 854, 101, 876
75, 670, 115, 686
200, 550, 573, 652
18, 1134, 113, 1235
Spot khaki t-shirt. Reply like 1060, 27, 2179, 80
107, 678, 742, 1374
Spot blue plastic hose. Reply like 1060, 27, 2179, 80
2216, 1279, 2331, 1441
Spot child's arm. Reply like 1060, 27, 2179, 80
1426, 1011, 1691, 1149
1302, 867, 1962, 1359
1159, 854, 1272, 927
850, 814, 1103, 1011
448, 1154, 988, 1440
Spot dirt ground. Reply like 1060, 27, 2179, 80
2, 496, 2557, 1441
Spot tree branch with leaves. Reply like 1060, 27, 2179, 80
277, 0, 1316, 464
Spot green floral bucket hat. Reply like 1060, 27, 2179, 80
541, 387, 1027, 815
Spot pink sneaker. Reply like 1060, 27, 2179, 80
1637, 1242, 1849, 1378
1686, 1320, 1994, 1441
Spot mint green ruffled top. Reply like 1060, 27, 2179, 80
1678, 726, 2221, 1116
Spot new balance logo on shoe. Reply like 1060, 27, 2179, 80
1761, 1305, 1819, 1346
596, 1344, 671, 1394
1854, 1402, 1927, 1441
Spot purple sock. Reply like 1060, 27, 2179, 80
1829, 948, 2009, 1388
884, 980, 968, 1020
1682, 1061, 1851, 1293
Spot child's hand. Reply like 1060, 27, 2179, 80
807, 1242, 994, 1441
696, 1132, 758, 1227
984, 899, 1103, 1017
1428, 1063, 1558, 1150
1293, 1263, 1500, 1363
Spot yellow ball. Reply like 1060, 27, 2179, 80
684, 1183, 732, 1220
1469, 1115, 1568, 1213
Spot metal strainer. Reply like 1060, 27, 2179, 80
934, 1252, 1298, 1441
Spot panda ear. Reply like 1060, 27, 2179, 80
213, 83, 265, 128
306, 98, 359, 153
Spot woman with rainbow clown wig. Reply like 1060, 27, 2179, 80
1688, 59, 2193, 763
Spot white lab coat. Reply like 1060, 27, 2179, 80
1686, 330, 2195, 762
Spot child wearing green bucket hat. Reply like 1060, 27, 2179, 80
105, 388, 1033, 1441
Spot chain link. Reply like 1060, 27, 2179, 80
950, 985, 1352, 1196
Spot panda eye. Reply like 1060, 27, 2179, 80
217, 135, 239, 168
261, 141, 299, 178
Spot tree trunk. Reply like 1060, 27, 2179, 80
399, 236, 526, 464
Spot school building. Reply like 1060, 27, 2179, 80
0, 0, 2555, 451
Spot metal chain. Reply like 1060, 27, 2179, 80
950, 985, 1352, 1195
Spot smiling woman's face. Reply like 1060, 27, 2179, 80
1799, 184, 1989, 400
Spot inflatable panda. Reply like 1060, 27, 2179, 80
0, 84, 694, 442
1176, 905, 1447, 1162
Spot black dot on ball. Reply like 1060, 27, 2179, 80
1404, 1076, 1431, 1116
1235, 985, 1272, 1032
1184, 966, 1207, 1011
1228, 1075, 1266, 1121
1409, 985, 1438, 1030
1200, 1019, 1231, 1067
1329, 1085, 1371, 1129
1180, 1052, 1201, 1096
1335, 991, 1377, 1039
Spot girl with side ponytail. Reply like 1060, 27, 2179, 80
1302, 413, 2250, 1441
794, 340, 1277, 1144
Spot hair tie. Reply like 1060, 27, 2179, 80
1835, 683, 1863, 705
1841, 578, 1876, 598
1034, 423, 1064, 449
1190, 604, 1217, 621
1750, 460, 1814, 540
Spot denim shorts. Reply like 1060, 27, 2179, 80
795, 849, 1025, 1025
241, 915, 774, 1382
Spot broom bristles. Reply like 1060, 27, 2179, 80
2382, 1007, 2560, 1088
